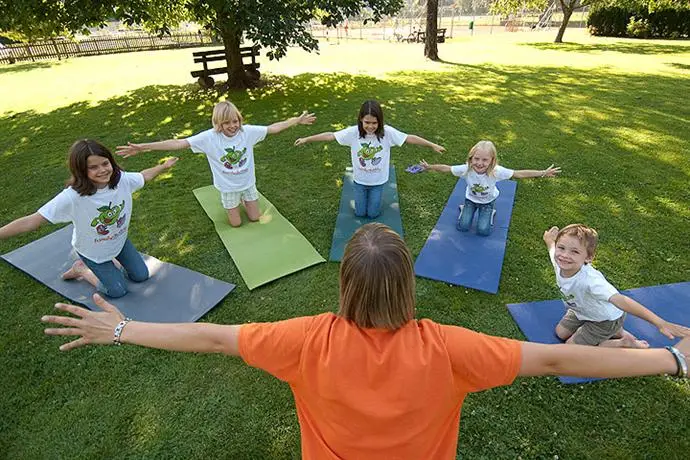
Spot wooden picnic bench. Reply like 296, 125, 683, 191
191, 45, 260, 88
404, 28, 447, 43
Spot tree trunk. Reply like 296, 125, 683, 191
554, 1, 575, 43
218, 17, 253, 89
424, 0, 439, 61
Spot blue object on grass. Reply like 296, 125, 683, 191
405, 164, 424, 174
1, 225, 235, 323
414, 178, 516, 294
507, 281, 690, 384
329, 166, 403, 261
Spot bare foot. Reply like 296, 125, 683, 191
62, 260, 87, 280
620, 336, 650, 349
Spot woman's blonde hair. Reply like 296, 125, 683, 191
338, 223, 415, 329
467, 140, 498, 176
211, 101, 243, 132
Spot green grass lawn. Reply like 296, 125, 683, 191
1, 30, 689, 459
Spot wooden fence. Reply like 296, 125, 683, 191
0, 32, 217, 65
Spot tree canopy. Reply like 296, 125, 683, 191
0, 0, 404, 87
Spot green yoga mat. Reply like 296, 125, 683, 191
193, 186, 325, 289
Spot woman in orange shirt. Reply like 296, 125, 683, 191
42, 223, 688, 459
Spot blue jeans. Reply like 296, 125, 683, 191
79, 239, 149, 298
457, 198, 495, 236
352, 182, 384, 218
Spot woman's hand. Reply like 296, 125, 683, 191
419, 160, 431, 170
431, 144, 446, 153
542, 164, 562, 177
115, 142, 145, 158
294, 138, 307, 146
297, 111, 316, 125
42, 294, 125, 351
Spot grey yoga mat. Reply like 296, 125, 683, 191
2, 225, 235, 322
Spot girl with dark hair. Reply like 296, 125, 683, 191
41, 223, 688, 459
295, 100, 445, 218
0, 139, 178, 298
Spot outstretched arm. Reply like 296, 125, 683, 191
267, 111, 316, 135
42, 295, 240, 355
294, 132, 336, 146
609, 294, 690, 339
419, 160, 451, 173
518, 338, 686, 378
115, 139, 191, 158
405, 135, 445, 153
140, 157, 179, 183
0, 212, 49, 240
512, 164, 561, 179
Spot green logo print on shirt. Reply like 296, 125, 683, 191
357, 142, 383, 168
220, 146, 247, 169
560, 292, 577, 309
91, 200, 126, 236
470, 183, 490, 196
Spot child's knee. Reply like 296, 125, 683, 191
476, 225, 492, 236
128, 268, 149, 283
555, 324, 572, 341
102, 282, 128, 298
367, 210, 381, 219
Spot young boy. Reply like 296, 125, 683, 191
543, 224, 690, 348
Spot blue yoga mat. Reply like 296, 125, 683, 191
329, 166, 403, 262
507, 281, 690, 384
414, 179, 517, 294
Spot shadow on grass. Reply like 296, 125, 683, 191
1, 65, 689, 459
667, 62, 690, 70
0, 60, 61, 75
523, 41, 690, 55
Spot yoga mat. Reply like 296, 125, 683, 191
193, 186, 325, 289
329, 166, 403, 262
507, 281, 690, 384
1, 225, 235, 322
414, 179, 517, 294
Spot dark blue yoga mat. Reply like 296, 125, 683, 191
414, 179, 516, 294
2, 225, 235, 323
507, 281, 690, 384
329, 166, 403, 262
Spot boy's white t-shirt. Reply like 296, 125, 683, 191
186, 125, 268, 192
550, 252, 623, 322
450, 165, 514, 204
334, 125, 407, 186
38, 172, 145, 263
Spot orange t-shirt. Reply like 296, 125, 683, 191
239, 313, 521, 459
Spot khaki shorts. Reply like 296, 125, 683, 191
220, 185, 259, 209
558, 310, 626, 346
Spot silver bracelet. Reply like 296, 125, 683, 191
665, 346, 688, 378
113, 317, 132, 346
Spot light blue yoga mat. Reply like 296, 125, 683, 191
1, 225, 235, 323
414, 179, 517, 294
507, 281, 690, 384
329, 166, 403, 262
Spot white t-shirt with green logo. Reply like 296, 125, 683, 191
38, 172, 144, 263
334, 125, 407, 186
550, 252, 622, 322
186, 125, 268, 192
450, 164, 514, 204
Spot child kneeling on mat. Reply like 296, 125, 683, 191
543, 224, 690, 348
421, 140, 560, 236
116, 101, 315, 227
0, 140, 178, 298
295, 100, 445, 218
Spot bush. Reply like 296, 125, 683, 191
627, 16, 651, 37
588, 1, 690, 38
